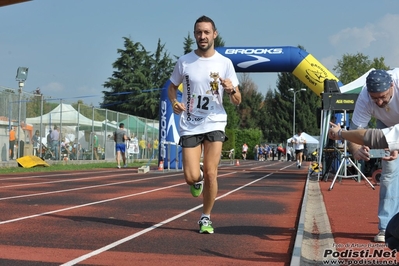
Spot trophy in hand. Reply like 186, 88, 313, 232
209, 72, 220, 95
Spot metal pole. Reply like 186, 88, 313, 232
92, 106, 94, 160
17, 82, 22, 158
8, 104, 11, 160
293, 92, 296, 137
105, 109, 108, 160
59, 99, 63, 161
39, 94, 43, 157
77, 103, 80, 160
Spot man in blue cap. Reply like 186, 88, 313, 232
347, 69, 399, 242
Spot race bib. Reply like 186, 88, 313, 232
189, 94, 216, 117
186, 94, 216, 125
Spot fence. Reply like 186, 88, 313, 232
0, 86, 159, 162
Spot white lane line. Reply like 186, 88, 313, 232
249, 162, 280, 170
0, 183, 185, 225
0, 172, 236, 224
0, 174, 182, 201
280, 164, 293, 170
0, 170, 122, 181
60, 172, 273, 266
0, 171, 142, 189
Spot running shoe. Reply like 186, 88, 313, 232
198, 217, 214, 234
123, 164, 127, 168
117, 165, 121, 169
190, 181, 203, 197
374, 230, 385, 242
190, 163, 204, 197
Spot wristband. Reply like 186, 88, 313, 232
338, 129, 344, 141
227, 88, 236, 95
172, 100, 179, 108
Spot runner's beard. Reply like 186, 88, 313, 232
197, 41, 213, 52
376, 101, 389, 108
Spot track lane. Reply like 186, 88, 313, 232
0, 160, 307, 265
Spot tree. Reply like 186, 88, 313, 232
183, 32, 194, 55
333, 53, 389, 84
214, 34, 225, 48
146, 39, 175, 116
235, 73, 265, 130
25, 88, 42, 118
102, 37, 174, 119
273, 68, 321, 140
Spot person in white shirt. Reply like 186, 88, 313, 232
291, 129, 306, 168
168, 15, 241, 234
242, 143, 248, 160
334, 69, 399, 243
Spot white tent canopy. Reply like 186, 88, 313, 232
339, 68, 374, 94
287, 132, 319, 144
26, 103, 102, 128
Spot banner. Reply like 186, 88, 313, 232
158, 80, 182, 169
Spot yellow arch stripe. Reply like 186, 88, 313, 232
292, 54, 339, 96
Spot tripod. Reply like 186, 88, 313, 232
322, 146, 340, 182
328, 111, 375, 190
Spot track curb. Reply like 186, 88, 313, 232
290, 173, 337, 265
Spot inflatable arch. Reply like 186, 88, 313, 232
159, 46, 343, 169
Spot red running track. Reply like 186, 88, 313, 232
0, 160, 308, 266
320, 175, 399, 265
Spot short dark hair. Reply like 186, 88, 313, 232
194, 15, 216, 31
119, 123, 124, 128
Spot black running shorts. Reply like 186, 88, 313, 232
179, 130, 228, 148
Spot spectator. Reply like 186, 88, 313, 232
254, 145, 259, 161
113, 123, 130, 168
277, 143, 284, 161
139, 138, 146, 159
51, 125, 60, 160
9, 126, 16, 160
93, 133, 99, 160
32, 130, 40, 156
338, 69, 399, 242
271, 146, 275, 161
153, 138, 159, 157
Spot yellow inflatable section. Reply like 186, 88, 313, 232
292, 54, 339, 96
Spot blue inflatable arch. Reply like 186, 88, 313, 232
159, 46, 342, 169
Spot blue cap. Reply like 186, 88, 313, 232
366, 70, 392, 93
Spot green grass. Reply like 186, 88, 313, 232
1, 161, 157, 174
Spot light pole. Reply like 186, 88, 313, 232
15, 67, 29, 158
288, 88, 306, 137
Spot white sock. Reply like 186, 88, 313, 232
200, 214, 210, 220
